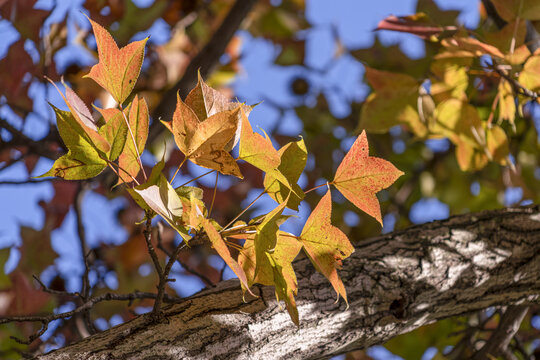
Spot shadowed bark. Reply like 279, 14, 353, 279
39, 206, 540, 359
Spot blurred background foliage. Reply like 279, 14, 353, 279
0, 0, 539, 358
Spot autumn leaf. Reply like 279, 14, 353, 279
164, 98, 243, 177
117, 96, 149, 183
333, 131, 404, 225
201, 218, 254, 295
263, 138, 306, 210
239, 231, 302, 325
298, 190, 354, 303
253, 199, 288, 278
48, 78, 111, 154
96, 106, 128, 161
185, 72, 252, 151
128, 160, 189, 240
359, 67, 426, 137
239, 107, 296, 193
175, 186, 206, 231
84, 16, 148, 104
38, 106, 107, 180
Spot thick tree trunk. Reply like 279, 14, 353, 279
40, 206, 540, 360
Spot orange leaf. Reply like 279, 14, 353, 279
299, 190, 354, 303
201, 218, 254, 296
333, 131, 404, 225
84, 17, 148, 104
117, 96, 149, 183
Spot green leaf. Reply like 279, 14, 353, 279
253, 199, 288, 278
38, 106, 107, 180
239, 231, 302, 325
263, 138, 307, 210
96, 106, 128, 161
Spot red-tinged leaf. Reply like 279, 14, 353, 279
85, 17, 148, 104
299, 191, 354, 303
239, 231, 301, 325
253, 199, 288, 278
0, 40, 34, 113
117, 96, 149, 184
96, 107, 128, 161
2, 271, 53, 316
375, 14, 457, 39
333, 131, 404, 225
201, 218, 254, 296
264, 138, 307, 210
0, 0, 48, 41
17, 224, 57, 276
48, 79, 111, 155
441, 37, 504, 59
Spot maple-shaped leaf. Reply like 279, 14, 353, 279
264, 138, 307, 210
298, 190, 354, 303
48, 79, 111, 155
333, 131, 404, 225
201, 218, 254, 295
239, 231, 302, 325
117, 96, 149, 183
96, 106, 128, 161
164, 98, 243, 177
185, 72, 253, 151
239, 107, 296, 192
38, 106, 107, 180
84, 17, 148, 104
128, 160, 189, 240
360, 67, 426, 137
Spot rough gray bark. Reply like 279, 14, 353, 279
40, 206, 540, 360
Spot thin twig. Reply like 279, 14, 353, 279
220, 189, 266, 232
143, 216, 163, 277
156, 223, 215, 287
491, 65, 539, 100
153, 240, 187, 314
174, 169, 214, 188
0, 291, 182, 344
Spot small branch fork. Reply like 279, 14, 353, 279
491, 65, 540, 100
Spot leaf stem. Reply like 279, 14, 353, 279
118, 103, 147, 182
105, 159, 140, 185
170, 156, 187, 183
220, 189, 266, 232
175, 170, 214, 188
208, 171, 219, 217
304, 182, 331, 194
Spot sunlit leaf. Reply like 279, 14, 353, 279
490, 0, 540, 21
298, 190, 354, 302
85, 16, 148, 104
264, 138, 307, 210
239, 231, 302, 325
96, 106, 128, 161
117, 96, 149, 183
38, 106, 107, 180
333, 131, 404, 225
201, 218, 254, 295
128, 160, 189, 239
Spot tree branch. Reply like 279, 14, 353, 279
38, 206, 540, 360
473, 305, 529, 360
